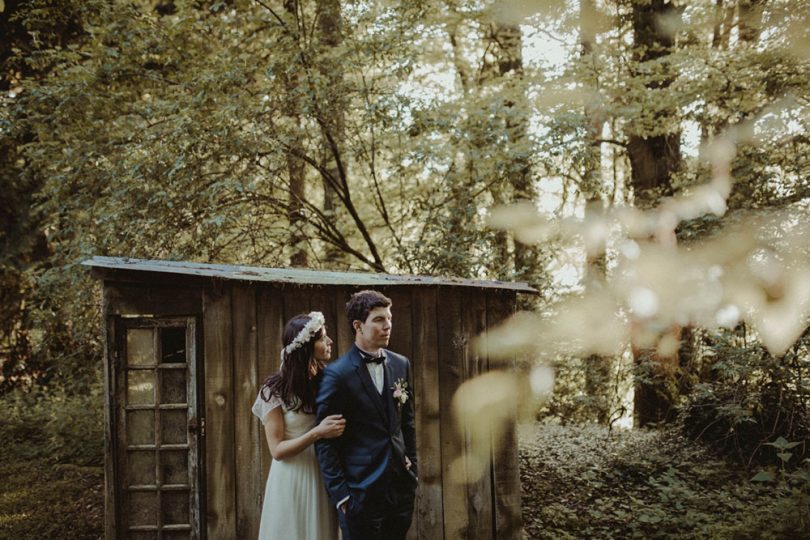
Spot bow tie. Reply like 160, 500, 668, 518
362, 352, 385, 365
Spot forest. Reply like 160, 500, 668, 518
1, 0, 809, 538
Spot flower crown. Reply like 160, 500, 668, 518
281, 311, 325, 362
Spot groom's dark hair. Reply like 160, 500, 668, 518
346, 290, 392, 334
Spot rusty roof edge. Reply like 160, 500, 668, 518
82, 256, 539, 294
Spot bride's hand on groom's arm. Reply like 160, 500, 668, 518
264, 409, 344, 461
316, 414, 346, 440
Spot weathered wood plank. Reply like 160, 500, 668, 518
256, 286, 284, 487
487, 291, 522, 539
105, 283, 202, 316
382, 288, 417, 539
387, 288, 414, 361
232, 285, 260, 540
461, 293, 494, 539
282, 285, 312, 323
113, 318, 130, 540
411, 287, 443, 540
186, 317, 203, 540
103, 290, 118, 539
438, 289, 469, 539
307, 285, 339, 361
203, 285, 236, 539
333, 287, 354, 359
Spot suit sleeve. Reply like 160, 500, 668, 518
403, 358, 418, 478
315, 365, 350, 505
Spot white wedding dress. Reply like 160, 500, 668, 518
252, 392, 339, 540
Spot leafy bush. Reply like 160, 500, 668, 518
535, 353, 633, 427
679, 327, 809, 467
0, 383, 103, 466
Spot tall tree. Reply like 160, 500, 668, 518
439, 2, 547, 285
284, 0, 308, 267
626, 0, 683, 427
626, 0, 681, 208
492, 21, 544, 287
315, 0, 349, 266
580, 0, 612, 424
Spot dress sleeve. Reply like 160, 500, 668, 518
251, 392, 284, 424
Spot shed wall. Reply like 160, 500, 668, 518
103, 276, 520, 540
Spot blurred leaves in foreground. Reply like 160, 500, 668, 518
484, 205, 810, 361
482, 211, 810, 360
459, 132, 810, 481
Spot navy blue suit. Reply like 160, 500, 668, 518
315, 345, 418, 539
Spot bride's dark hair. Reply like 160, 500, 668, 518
260, 313, 325, 414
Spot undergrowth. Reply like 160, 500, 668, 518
0, 387, 104, 539
520, 423, 810, 539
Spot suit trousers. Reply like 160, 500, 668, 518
339, 463, 416, 540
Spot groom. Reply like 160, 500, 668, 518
316, 290, 418, 539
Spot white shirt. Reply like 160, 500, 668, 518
366, 358, 385, 394
357, 346, 386, 394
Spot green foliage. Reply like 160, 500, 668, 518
1, 0, 564, 390
0, 372, 103, 538
679, 327, 809, 466
537, 353, 631, 426
0, 384, 103, 466
521, 423, 810, 539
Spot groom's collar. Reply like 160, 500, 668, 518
356, 344, 385, 358
351, 344, 387, 364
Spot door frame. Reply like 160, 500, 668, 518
108, 316, 202, 540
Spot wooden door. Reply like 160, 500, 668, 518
115, 318, 201, 540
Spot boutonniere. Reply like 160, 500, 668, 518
392, 378, 409, 413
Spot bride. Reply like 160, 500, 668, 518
251, 312, 345, 539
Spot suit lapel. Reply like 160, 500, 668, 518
351, 348, 388, 423
383, 360, 397, 432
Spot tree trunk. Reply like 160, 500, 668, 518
284, 0, 307, 267
493, 22, 542, 289
628, 0, 683, 426
287, 137, 307, 267
721, 1, 736, 50
738, 0, 766, 44
580, 0, 612, 425
316, 0, 348, 266
626, 0, 681, 208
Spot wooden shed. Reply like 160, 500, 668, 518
84, 256, 534, 540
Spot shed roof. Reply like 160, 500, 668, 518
83, 256, 538, 293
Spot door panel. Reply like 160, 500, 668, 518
116, 318, 200, 540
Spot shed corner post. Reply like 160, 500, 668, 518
489, 290, 522, 539
101, 280, 120, 539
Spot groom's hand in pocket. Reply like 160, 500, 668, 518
405, 456, 418, 482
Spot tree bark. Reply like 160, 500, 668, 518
738, 0, 766, 44
627, 0, 683, 426
284, 0, 307, 267
626, 0, 681, 208
493, 22, 542, 288
580, 0, 612, 424
316, 0, 348, 266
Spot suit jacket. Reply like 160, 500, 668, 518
315, 344, 418, 509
